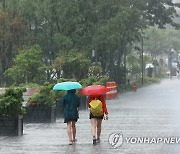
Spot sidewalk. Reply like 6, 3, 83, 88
0, 109, 113, 154
1, 79, 180, 154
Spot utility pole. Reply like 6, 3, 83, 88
169, 53, 172, 79
141, 36, 144, 85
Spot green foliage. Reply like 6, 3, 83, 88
88, 66, 103, 79
18, 83, 41, 88
79, 77, 97, 87
138, 0, 180, 29
1, 0, 180, 86
61, 51, 91, 80
144, 27, 180, 57
28, 82, 55, 107
127, 53, 141, 76
83, 65, 109, 85
93, 76, 109, 85
143, 77, 161, 84
57, 78, 76, 83
79, 64, 109, 87
0, 0, 28, 86
0, 87, 26, 116
154, 66, 169, 79
79, 76, 108, 87
5, 45, 46, 85
54, 90, 66, 102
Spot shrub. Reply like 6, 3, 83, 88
79, 77, 97, 87
28, 82, 55, 107
18, 82, 40, 88
0, 87, 26, 116
79, 76, 109, 87
143, 77, 160, 84
93, 76, 109, 85
57, 78, 76, 83
4, 45, 46, 85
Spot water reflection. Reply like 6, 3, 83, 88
63, 143, 110, 154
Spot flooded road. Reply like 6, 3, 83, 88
1, 78, 180, 154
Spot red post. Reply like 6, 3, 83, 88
133, 82, 137, 92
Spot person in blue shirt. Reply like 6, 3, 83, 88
62, 89, 80, 145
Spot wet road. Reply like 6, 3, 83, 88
0, 78, 180, 154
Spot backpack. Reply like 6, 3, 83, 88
89, 98, 103, 116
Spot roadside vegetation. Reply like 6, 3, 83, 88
0, 0, 179, 90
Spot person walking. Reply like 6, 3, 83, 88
88, 95, 108, 145
62, 89, 80, 145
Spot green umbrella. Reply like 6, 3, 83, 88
53, 81, 82, 91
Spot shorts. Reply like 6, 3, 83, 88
89, 112, 104, 120
64, 118, 78, 123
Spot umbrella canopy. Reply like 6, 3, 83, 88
80, 85, 109, 96
53, 81, 82, 91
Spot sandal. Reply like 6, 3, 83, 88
93, 137, 96, 145
69, 140, 73, 145
73, 139, 77, 143
96, 138, 100, 143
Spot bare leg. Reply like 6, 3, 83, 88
72, 121, 76, 142
67, 121, 73, 143
91, 118, 97, 138
91, 118, 97, 145
97, 119, 102, 140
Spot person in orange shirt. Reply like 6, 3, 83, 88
88, 95, 108, 145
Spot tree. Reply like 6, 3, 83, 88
144, 27, 180, 58
132, 0, 180, 29
60, 50, 91, 80
5, 45, 45, 85
1, 0, 180, 86
0, 0, 28, 85
127, 53, 141, 79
